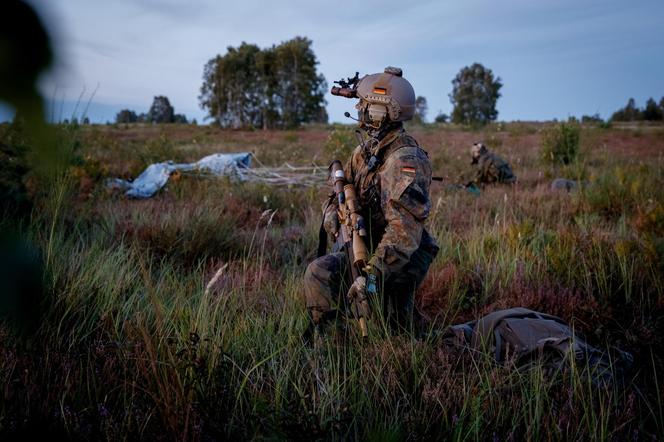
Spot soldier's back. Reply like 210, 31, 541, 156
481, 152, 516, 184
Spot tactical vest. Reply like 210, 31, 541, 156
352, 131, 437, 256
357, 132, 416, 244
317, 130, 439, 259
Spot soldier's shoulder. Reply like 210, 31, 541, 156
351, 144, 363, 157
398, 131, 420, 148
389, 144, 430, 165
348, 144, 364, 165
392, 129, 425, 154
480, 152, 497, 164
391, 145, 430, 165
383, 144, 431, 178
489, 152, 509, 165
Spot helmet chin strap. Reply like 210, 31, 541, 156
357, 121, 404, 172
358, 121, 402, 161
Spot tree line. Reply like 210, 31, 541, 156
199, 36, 327, 129
198, 45, 502, 127
116, 36, 663, 128
116, 96, 189, 124
610, 97, 664, 122
112, 35, 503, 128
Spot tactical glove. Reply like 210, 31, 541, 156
346, 276, 370, 319
347, 276, 366, 299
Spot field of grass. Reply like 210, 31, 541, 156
1, 121, 663, 440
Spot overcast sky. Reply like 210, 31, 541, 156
9, 0, 664, 123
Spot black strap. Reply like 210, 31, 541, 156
317, 195, 335, 257
317, 224, 328, 258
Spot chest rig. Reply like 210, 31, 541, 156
352, 129, 419, 248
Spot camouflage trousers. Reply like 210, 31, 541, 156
304, 247, 435, 330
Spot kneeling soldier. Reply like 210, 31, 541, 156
304, 67, 439, 334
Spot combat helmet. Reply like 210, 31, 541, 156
470, 142, 488, 164
354, 67, 416, 128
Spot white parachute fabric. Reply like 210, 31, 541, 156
123, 162, 174, 198
189, 152, 252, 175
109, 152, 252, 199
107, 152, 327, 199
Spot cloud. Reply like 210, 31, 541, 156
26, 0, 664, 123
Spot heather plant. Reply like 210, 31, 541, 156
138, 132, 180, 165
582, 164, 663, 219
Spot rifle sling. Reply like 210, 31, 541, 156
317, 193, 336, 258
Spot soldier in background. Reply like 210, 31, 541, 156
304, 67, 439, 334
468, 142, 517, 186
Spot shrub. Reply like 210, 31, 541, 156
324, 126, 356, 161
434, 113, 449, 123
540, 122, 580, 165
115, 109, 138, 124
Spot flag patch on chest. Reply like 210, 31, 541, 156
401, 166, 416, 175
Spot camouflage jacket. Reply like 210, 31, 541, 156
326, 127, 438, 280
474, 151, 516, 185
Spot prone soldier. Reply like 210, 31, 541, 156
304, 67, 439, 335
468, 142, 517, 186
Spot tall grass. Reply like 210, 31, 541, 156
0, 122, 662, 439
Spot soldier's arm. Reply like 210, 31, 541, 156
478, 157, 490, 183
368, 149, 432, 281
472, 156, 494, 185
470, 167, 482, 186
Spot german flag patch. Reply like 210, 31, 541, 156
401, 166, 416, 175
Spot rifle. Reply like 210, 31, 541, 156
447, 181, 481, 195
329, 160, 370, 337
444, 177, 480, 196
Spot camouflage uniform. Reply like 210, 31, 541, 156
304, 125, 439, 328
473, 151, 517, 185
